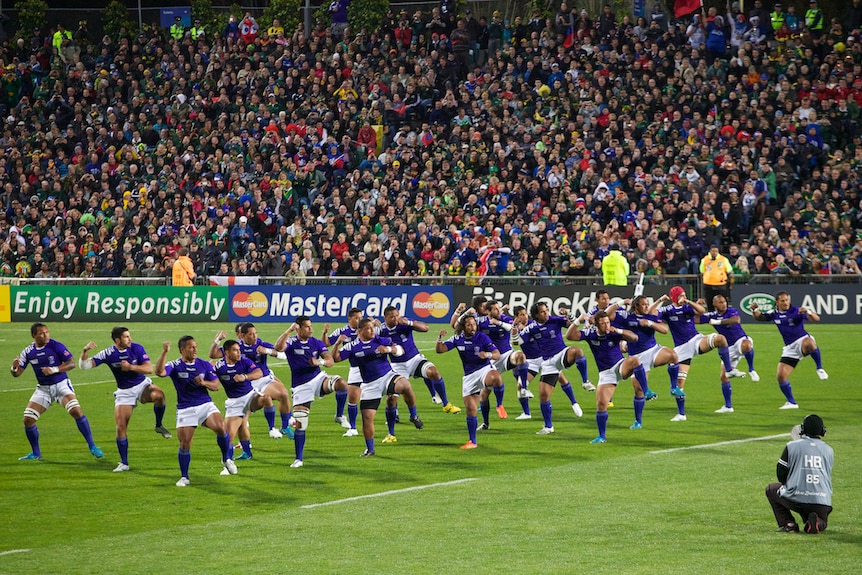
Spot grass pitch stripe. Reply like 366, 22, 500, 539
300, 478, 479, 509
0, 549, 31, 556
649, 433, 789, 455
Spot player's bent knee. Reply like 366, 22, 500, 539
65, 399, 81, 413
24, 407, 41, 422
293, 409, 309, 431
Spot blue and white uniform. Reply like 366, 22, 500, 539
326, 325, 361, 385
758, 306, 812, 360
283, 335, 338, 405
378, 321, 431, 379
578, 327, 628, 385
516, 315, 570, 375
586, 305, 628, 329
441, 331, 498, 396
478, 314, 515, 372
339, 336, 400, 400
699, 307, 753, 367
92, 343, 153, 406
618, 312, 665, 371
516, 320, 544, 374
657, 303, 705, 362
163, 358, 220, 427
214, 356, 262, 417
238, 338, 277, 393
19, 339, 76, 408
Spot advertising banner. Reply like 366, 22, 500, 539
228, 286, 454, 323
10, 286, 228, 322
733, 284, 862, 324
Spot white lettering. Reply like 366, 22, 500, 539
857, 294, 862, 316
804, 454, 823, 468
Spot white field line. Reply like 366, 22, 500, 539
0, 549, 31, 556
649, 433, 788, 454
300, 478, 479, 509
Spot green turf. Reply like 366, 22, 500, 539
0, 322, 859, 574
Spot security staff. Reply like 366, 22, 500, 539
190, 19, 204, 40
770, 3, 785, 36
602, 243, 630, 287
805, 0, 823, 38
699, 245, 732, 311
170, 16, 185, 41
766, 414, 833, 533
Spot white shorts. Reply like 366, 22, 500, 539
29, 379, 76, 409
597, 359, 627, 386
674, 333, 706, 363
728, 336, 753, 368
113, 378, 154, 407
390, 354, 430, 379
225, 389, 263, 418
347, 365, 362, 385
492, 350, 514, 373
781, 335, 812, 361
292, 371, 339, 405
176, 401, 220, 428
251, 373, 275, 394
463, 365, 497, 397
540, 348, 569, 376
526, 356, 543, 375
634, 344, 663, 373
360, 370, 401, 401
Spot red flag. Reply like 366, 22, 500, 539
563, 25, 574, 49
674, 0, 701, 18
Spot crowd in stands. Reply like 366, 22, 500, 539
0, 0, 860, 284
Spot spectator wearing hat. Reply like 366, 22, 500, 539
169, 16, 184, 41
766, 414, 833, 533
805, 0, 824, 38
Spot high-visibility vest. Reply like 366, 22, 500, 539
805, 8, 823, 31
700, 254, 731, 286
190, 26, 203, 40
770, 11, 784, 31
170, 23, 184, 40
602, 251, 630, 286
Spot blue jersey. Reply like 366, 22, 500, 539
18, 339, 74, 386
759, 306, 810, 345
164, 358, 218, 409
618, 312, 662, 355
587, 305, 627, 329
239, 338, 274, 376
517, 315, 569, 359
213, 356, 259, 399
326, 324, 358, 346
657, 304, 700, 347
443, 331, 497, 376
477, 314, 514, 354
92, 342, 151, 389
579, 327, 626, 371
283, 336, 329, 387
339, 336, 396, 382
699, 307, 747, 345
516, 320, 542, 360
377, 322, 421, 363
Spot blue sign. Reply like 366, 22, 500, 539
161, 7, 191, 29
228, 285, 454, 323
634, 0, 646, 18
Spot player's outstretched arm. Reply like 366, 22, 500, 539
155, 342, 170, 377
209, 331, 227, 359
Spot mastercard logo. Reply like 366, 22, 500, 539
412, 292, 450, 319
232, 291, 269, 317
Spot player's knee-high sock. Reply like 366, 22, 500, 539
347, 403, 358, 429
280, 411, 292, 431
744, 349, 755, 371
541, 401, 553, 428
575, 356, 589, 383
516, 364, 529, 390
480, 400, 490, 425
385, 407, 397, 435
227, 442, 235, 460
423, 377, 436, 398
675, 395, 686, 416
154, 404, 166, 427
263, 406, 277, 430
467, 415, 478, 444
596, 410, 608, 439
432, 379, 449, 405
365, 437, 374, 452
240, 440, 252, 457
718, 346, 733, 372
668, 363, 680, 390
295, 429, 306, 460
408, 403, 417, 419
335, 389, 348, 418
178, 449, 191, 478
493, 384, 505, 407
75, 415, 96, 449
633, 397, 645, 424
560, 382, 578, 405
722, 382, 733, 407
216, 433, 230, 461
518, 396, 531, 415
809, 348, 823, 370
25, 425, 41, 457
117, 437, 129, 465
779, 381, 796, 403
633, 365, 648, 393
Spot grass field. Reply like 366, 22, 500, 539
0, 321, 860, 575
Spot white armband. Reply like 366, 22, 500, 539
78, 358, 95, 370
391, 345, 404, 357
48, 366, 60, 374
710, 319, 722, 325
500, 322, 513, 332
406, 319, 414, 327
273, 350, 287, 360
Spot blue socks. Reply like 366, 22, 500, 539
779, 381, 796, 403
467, 415, 478, 444
295, 430, 306, 461
216, 433, 230, 461
385, 407, 397, 435
347, 403, 358, 429
575, 356, 589, 383
541, 401, 553, 428
718, 346, 733, 372
240, 439, 252, 457
263, 406, 277, 430
516, 364, 529, 389
480, 401, 490, 425
432, 379, 449, 405
744, 349, 755, 371
365, 438, 374, 452
178, 448, 191, 477
668, 363, 680, 390
676, 395, 686, 416
633, 365, 648, 393
721, 382, 733, 407
809, 348, 823, 370
335, 389, 348, 418
560, 382, 577, 405
117, 437, 129, 465
154, 403, 166, 427
493, 384, 505, 407
423, 377, 436, 398
408, 404, 417, 419
25, 425, 41, 457
596, 410, 608, 439
227, 442, 235, 460
633, 397, 645, 424
518, 396, 531, 415
75, 415, 96, 449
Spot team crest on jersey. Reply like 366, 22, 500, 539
178, 372, 189, 378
